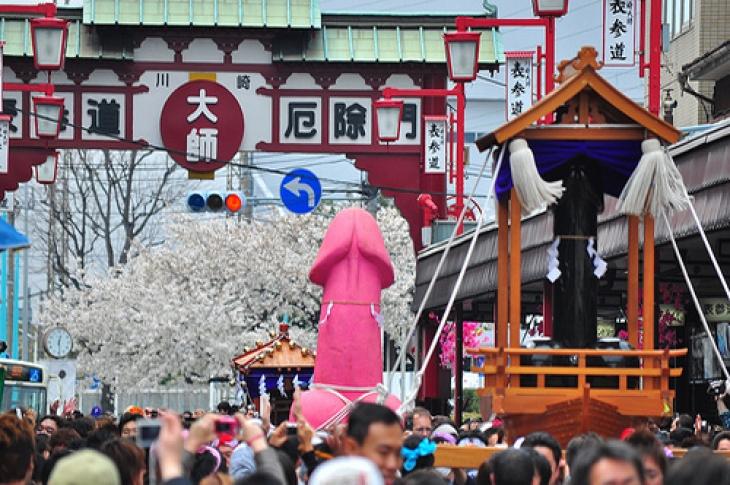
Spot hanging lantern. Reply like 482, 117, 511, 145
443, 31, 481, 82
30, 17, 69, 71
33, 95, 65, 138
532, 0, 570, 17
35, 151, 59, 184
373, 98, 404, 142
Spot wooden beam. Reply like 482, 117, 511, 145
509, 190, 522, 351
497, 198, 509, 349
520, 127, 648, 141
628, 216, 639, 348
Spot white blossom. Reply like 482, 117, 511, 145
39, 205, 415, 390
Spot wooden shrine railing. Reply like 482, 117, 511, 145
433, 445, 730, 469
467, 347, 688, 417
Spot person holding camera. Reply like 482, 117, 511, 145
712, 380, 730, 430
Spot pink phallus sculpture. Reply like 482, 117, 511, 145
294, 208, 401, 429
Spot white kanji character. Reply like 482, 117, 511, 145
186, 128, 200, 162
198, 128, 218, 162
187, 89, 218, 123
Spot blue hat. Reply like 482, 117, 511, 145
91, 406, 103, 418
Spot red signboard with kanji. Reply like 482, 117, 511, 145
160, 80, 244, 172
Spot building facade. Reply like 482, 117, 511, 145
660, 0, 730, 126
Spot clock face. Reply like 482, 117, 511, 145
45, 327, 73, 359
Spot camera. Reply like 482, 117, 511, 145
707, 380, 727, 397
215, 416, 239, 437
136, 419, 161, 449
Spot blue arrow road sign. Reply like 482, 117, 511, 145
280, 168, 322, 215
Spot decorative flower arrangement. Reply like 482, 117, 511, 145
436, 314, 492, 369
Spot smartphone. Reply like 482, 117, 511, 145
136, 419, 161, 449
215, 416, 239, 437
286, 422, 298, 436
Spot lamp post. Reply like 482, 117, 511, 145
455, 0, 569, 97
374, 31, 480, 235
0, 3, 67, 177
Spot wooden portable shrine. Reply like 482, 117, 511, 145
232, 323, 315, 423
471, 47, 688, 446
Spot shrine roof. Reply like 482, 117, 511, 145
476, 47, 681, 150
83, 0, 322, 29
232, 324, 316, 372
275, 24, 503, 65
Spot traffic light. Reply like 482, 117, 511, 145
186, 191, 246, 213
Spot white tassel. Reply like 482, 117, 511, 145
508, 138, 565, 213
618, 139, 688, 216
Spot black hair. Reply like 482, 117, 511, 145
86, 427, 119, 450
475, 459, 492, 485
669, 427, 693, 447
488, 449, 535, 485
456, 431, 487, 447
712, 430, 730, 450
626, 429, 667, 475
217, 401, 231, 414
275, 449, 297, 485
400, 435, 436, 476
523, 447, 551, 485
676, 413, 693, 430
346, 403, 401, 445
665, 447, 730, 485
234, 471, 283, 485
38, 415, 64, 430
521, 431, 562, 470
399, 469, 449, 485
570, 440, 644, 485
117, 412, 141, 435
191, 449, 219, 483
67, 416, 95, 439
566, 433, 603, 470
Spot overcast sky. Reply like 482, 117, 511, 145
320, 0, 645, 102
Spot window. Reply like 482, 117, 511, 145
665, 0, 695, 38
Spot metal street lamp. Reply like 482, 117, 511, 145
35, 151, 58, 184
443, 31, 481, 82
532, 0, 569, 17
29, 16, 69, 71
32, 95, 65, 138
373, 98, 404, 142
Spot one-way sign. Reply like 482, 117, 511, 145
280, 168, 322, 215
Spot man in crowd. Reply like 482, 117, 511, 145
569, 440, 644, 485
411, 406, 433, 438
522, 431, 563, 485
343, 402, 403, 485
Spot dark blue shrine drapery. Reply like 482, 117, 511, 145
495, 139, 643, 200
243, 370, 314, 398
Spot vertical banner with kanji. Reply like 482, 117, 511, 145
603, 0, 636, 67
505, 51, 533, 121
423, 116, 447, 174
0, 117, 9, 174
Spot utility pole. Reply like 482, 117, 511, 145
22, 185, 30, 360
240, 151, 254, 221
5, 208, 14, 358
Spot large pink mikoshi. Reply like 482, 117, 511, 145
294, 208, 401, 429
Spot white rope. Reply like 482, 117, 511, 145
386, 146, 497, 393
662, 211, 730, 382
310, 383, 390, 430
679, 182, 730, 305
398, 144, 506, 413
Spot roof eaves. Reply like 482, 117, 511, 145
681, 40, 730, 81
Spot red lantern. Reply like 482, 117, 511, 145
35, 151, 59, 184
373, 98, 404, 142
32, 95, 65, 138
531, 0, 569, 17
29, 17, 69, 71
443, 31, 481, 82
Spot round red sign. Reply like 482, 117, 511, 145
160, 80, 244, 173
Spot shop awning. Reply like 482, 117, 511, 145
0, 218, 29, 251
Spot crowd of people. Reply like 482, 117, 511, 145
3, 395, 730, 485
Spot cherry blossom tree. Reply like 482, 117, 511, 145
39, 206, 415, 390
